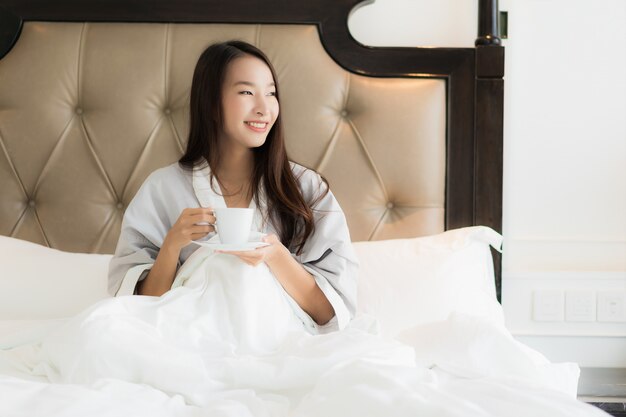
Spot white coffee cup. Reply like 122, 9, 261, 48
213, 208, 254, 244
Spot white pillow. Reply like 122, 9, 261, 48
353, 226, 504, 338
0, 236, 112, 319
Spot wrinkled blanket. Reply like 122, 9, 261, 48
0, 249, 606, 417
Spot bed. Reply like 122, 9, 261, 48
0, 0, 609, 416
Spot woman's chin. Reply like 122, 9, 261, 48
246, 136, 268, 149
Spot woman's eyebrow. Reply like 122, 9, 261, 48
233, 81, 276, 87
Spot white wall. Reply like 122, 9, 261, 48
501, 0, 626, 368
349, 0, 626, 367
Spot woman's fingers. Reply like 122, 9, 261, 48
181, 207, 214, 218
182, 209, 216, 227
225, 254, 257, 266
218, 251, 263, 266
183, 207, 214, 215
191, 224, 214, 234
190, 233, 210, 239
166, 208, 217, 250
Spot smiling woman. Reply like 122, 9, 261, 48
221, 56, 279, 153
230, 75, 276, 130
108, 40, 357, 331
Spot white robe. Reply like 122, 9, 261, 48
108, 161, 359, 333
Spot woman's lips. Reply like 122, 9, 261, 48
244, 121, 268, 132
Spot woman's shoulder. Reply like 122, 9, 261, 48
289, 161, 330, 203
128, 163, 193, 206
289, 161, 324, 186
140, 162, 191, 190
127, 162, 194, 212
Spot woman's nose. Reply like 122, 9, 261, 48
253, 96, 272, 117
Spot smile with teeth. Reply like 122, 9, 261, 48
245, 121, 267, 128
244, 122, 268, 131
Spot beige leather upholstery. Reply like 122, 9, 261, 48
0, 22, 445, 253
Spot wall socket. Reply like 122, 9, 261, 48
597, 291, 626, 322
565, 290, 596, 322
533, 289, 626, 323
565, 290, 596, 321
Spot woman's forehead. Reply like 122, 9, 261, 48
224, 55, 275, 86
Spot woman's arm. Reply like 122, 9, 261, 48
137, 207, 216, 296
265, 245, 335, 325
136, 242, 180, 296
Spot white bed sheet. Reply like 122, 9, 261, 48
0, 314, 605, 417
0, 249, 607, 417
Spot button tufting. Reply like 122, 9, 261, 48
116, 202, 124, 209
75, 108, 83, 115
28, 200, 35, 207
386, 202, 394, 209
164, 108, 171, 115
340, 110, 348, 118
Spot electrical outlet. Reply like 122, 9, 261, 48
565, 290, 596, 322
533, 290, 565, 322
597, 291, 626, 322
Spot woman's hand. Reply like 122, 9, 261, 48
216, 233, 287, 267
163, 207, 216, 252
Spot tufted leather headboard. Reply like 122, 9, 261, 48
0, 0, 504, 294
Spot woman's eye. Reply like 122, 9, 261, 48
239, 91, 253, 95
267, 92, 277, 97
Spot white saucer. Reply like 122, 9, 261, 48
191, 232, 270, 251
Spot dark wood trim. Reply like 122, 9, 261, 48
476, 0, 504, 299
4, 0, 349, 22
475, 77, 504, 299
474, 46, 504, 300
445, 53, 476, 231
0, 4, 21, 59
476, 0, 502, 46
476, 45, 505, 78
474, 69, 504, 233
0, 0, 474, 77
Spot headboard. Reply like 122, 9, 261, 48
0, 0, 504, 296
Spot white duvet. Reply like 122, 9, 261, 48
0, 249, 606, 417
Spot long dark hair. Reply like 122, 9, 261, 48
179, 40, 328, 255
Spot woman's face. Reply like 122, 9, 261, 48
220, 55, 279, 151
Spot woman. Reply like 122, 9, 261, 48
0, 44, 366, 404
108, 41, 358, 334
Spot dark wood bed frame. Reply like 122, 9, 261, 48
0, 0, 504, 299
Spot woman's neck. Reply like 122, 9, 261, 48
216, 147, 254, 184
214, 148, 254, 207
